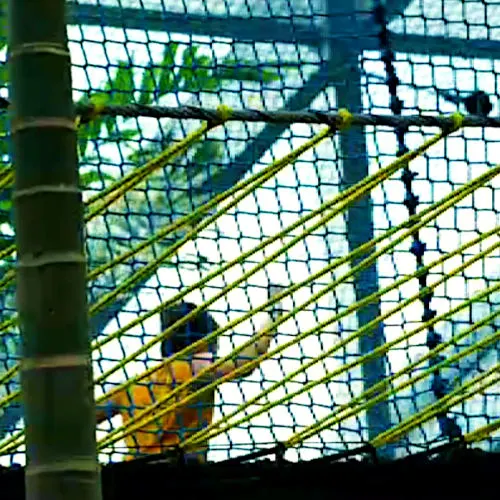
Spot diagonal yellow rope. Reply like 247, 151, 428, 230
464, 418, 500, 444
0, 150, 489, 454
0, 117, 218, 294
0, 114, 463, 453
370, 364, 500, 448
287, 317, 500, 448
97, 185, 496, 451
183, 279, 500, 448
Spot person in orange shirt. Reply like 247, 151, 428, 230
96, 286, 285, 464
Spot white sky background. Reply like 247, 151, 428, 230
2, 0, 500, 466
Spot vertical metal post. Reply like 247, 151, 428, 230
8, 1, 101, 498
328, 0, 393, 458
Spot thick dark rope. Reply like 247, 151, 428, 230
0, 98, 496, 127
74, 104, 499, 128
374, 2, 462, 442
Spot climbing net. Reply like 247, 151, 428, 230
0, 0, 499, 465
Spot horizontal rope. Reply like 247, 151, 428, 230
72, 103, 494, 129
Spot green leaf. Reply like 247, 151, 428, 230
138, 67, 156, 105
192, 141, 224, 165
0, 199, 11, 212
77, 130, 89, 158
217, 58, 280, 83
178, 46, 199, 92
108, 62, 135, 104
80, 170, 116, 188
103, 62, 135, 136
107, 127, 139, 142
157, 43, 179, 97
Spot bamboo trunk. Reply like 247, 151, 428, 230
8, 1, 102, 499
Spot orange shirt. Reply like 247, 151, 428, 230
109, 360, 214, 461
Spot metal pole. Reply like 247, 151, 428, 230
328, 0, 393, 457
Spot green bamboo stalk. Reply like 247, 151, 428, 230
8, 1, 101, 499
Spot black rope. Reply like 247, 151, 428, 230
374, 1, 462, 442
72, 104, 500, 128
0, 97, 497, 128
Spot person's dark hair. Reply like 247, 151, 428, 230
160, 301, 219, 356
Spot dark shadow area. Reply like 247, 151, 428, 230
1, 447, 498, 500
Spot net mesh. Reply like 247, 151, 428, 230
0, 0, 499, 466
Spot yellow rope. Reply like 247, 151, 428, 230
0, 365, 19, 389
0, 430, 23, 456
184, 240, 500, 447
86, 126, 337, 321
0, 119, 461, 451
183, 279, 500, 447
90, 124, 462, 379
288, 315, 500, 447
0, 150, 490, 454
464, 418, 500, 444
0, 126, 337, 403
370, 364, 500, 448
97, 201, 497, 450
0, 269, 15, 294
0, 170, 13, 191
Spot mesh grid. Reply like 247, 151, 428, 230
0, 0, 499, 466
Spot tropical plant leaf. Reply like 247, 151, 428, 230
108, 62, 135, 105
138, 66, 156, 106
217, 58, 280, 83
157, 43, 179, 97
80, 169, 116, 188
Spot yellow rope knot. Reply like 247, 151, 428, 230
447, 111, 464, 133
216, 104, 233, 123
337, 108, 353, 131
76, 97, 107, 128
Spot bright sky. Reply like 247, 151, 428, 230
1, 0, 499, 466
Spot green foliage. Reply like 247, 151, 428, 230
73, 43, 280, 280
77, 43, 279, 159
